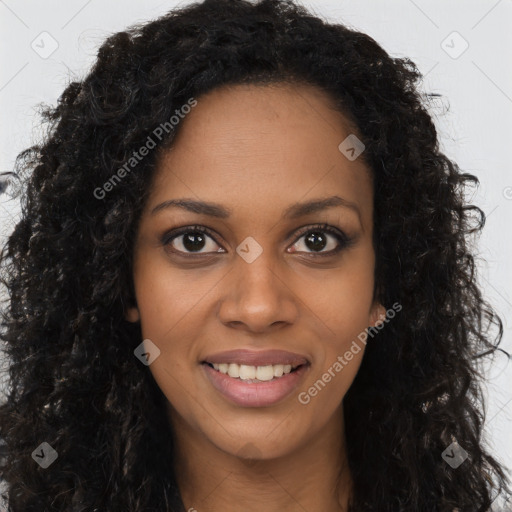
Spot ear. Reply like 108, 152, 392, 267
125, 305, 140, 323
369, 301, 386, 328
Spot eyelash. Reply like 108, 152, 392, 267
161, 223, 354, 258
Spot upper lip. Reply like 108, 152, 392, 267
202, 349, 309, 368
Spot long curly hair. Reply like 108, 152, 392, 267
0, 0, 510, 510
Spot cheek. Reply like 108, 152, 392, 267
131, 250, 222, 387
132, 252, 215, 340
301, 252, 375, 404
308, 253, 376, 339
133, 265, 206, 427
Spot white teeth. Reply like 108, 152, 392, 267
239, 364, 256, 380
227, 363, 239, 378
273, 364, 284, 377
256, 365, 274, 381
208, 362, 298, 380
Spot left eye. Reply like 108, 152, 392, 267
289, 226, 348, 255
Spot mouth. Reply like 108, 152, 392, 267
201, 361, 305, 383
200, 350, 310, 407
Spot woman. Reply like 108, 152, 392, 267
0, 0, 510, 510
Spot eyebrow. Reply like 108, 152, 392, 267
151, 195, 362, 223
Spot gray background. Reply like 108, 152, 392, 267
1, 0, 511, 486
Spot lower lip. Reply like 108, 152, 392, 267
202, 363, 309, 407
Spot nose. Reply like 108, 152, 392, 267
217, 251, 299, 334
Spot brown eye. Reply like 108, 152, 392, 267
162, 226, 225, 255
289, 224, 354, 256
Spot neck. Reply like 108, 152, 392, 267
170, 405, 353, 512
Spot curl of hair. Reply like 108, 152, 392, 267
0, 0, 510, 510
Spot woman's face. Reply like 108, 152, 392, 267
127, 83, 384, 461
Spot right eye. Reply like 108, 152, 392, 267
162, 225, 226, 256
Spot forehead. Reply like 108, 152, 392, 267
148, 83, 373, 224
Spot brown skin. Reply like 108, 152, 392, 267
126, 83, 385, 512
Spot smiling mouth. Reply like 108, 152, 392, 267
202, 361, 305, 382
